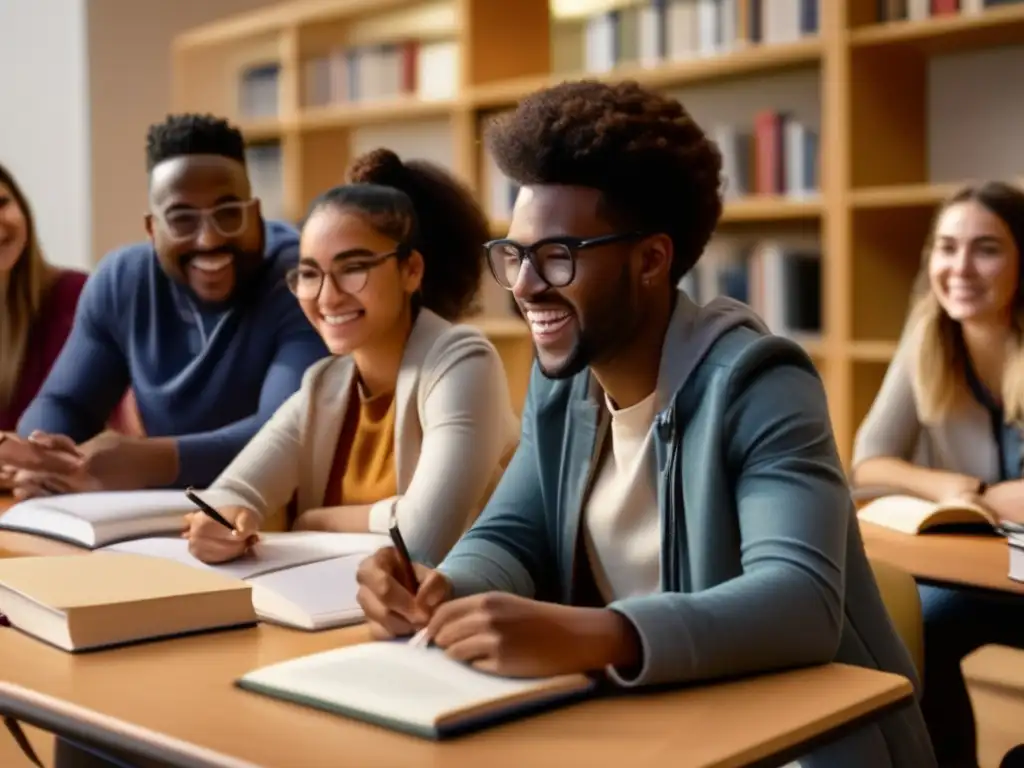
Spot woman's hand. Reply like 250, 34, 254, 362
184, 505, 260, 563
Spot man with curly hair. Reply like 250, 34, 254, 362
356, 80, 936, 767
10, 114, 328, 496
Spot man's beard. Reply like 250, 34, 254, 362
536, 277, 638, 381
180, 247, 264, 296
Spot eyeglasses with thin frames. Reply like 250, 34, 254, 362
484, 231, 648, 290
285, 246, 407, 300
154, 199, 259, 243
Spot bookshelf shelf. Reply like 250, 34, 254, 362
488, 196, 823, 239
239, 120, 289, 142
721, 196, 822, 222
469, 317, 529, 339
850, 340, 899, 363
173, 0, 428, 50
848, 183, 955, 210
467, 38, 822, 109
849, 4, 1024, 53
175, 0, 1022, 454
298, 98, 457, 131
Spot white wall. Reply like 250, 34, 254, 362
0, 0, 91, 271
0, 0, 280, 272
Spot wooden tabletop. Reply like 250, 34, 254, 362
860, 521, 1024, 596
0, 623, 912, 768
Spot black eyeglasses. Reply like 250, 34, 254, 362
155, 199, 259, 243
484, 231, 648, 289
285, 246, 407, 300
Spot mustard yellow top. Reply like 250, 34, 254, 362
324, 383, 399, 508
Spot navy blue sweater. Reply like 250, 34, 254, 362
17, 221, 329, 487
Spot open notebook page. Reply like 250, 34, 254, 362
101, 531, 389, 581
248, 555, 365, 628
239, 641, 592, 730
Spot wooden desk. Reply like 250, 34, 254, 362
0, 530, 85, 559
0, 625, 912, 768
860, 521, 1024, 596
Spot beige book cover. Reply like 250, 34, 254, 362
0, 553, 256, 652
857, 494, 997, 535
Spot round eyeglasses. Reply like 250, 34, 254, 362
156, 199, 259, 243
484, 231, 648, 289
286, 247, 406, 300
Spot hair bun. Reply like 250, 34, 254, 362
349, 148, 407, 187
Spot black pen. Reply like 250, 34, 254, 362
185, 487, 236, 533
388, 520, 420, 592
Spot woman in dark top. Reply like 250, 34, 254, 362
0, 165, 88, 435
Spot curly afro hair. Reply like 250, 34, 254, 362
306, 148, 487, 321
145, 113, 246, 172
486, 79, 723, 284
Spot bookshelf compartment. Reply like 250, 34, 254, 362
853, 360, 891, 446
173, 33, 285, 124
297, 130, 351, 221
350, 118, 457, 173
688, 229, 823, 351
297, 7, 461, 117
850, 206, 933, 344
848, 47, 927, 189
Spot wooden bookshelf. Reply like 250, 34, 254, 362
172, 0, 1024, 459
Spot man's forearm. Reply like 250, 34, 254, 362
84, 435, 179, 490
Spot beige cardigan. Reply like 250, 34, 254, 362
204, 308, 520, 565
852, 319, 1004, 483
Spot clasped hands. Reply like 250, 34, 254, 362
353, 547, 641, 679
0, 431, 176, 499
0, 431, 94, 497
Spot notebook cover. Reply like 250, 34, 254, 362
234, 675, 597, 740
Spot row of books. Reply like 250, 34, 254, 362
877, 0, 1022, 22
579, 0, 819, 72
303, 39, 459, 107
681, 236, 822, 340
714, 111, 820, 199
237, 39, 459, 119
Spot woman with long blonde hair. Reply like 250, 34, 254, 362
852, 180, 1024, 768
0, 164, 88, 433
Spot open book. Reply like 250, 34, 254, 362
856, 494, 998, 535
0, 553, 256, 652
248, 556, 367, 630
0, 490, 193, 548
236, 641, 596, 739
101, 532, 388, 630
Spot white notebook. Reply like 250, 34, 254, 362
101, 531, 388, 580
248, 555, 367, 630
236, 641, 596, 739
0, 490, 193, 548
102, 532, 387, 630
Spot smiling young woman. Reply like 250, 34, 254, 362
0, 164, 88, 436
851, 181, 1024, 767
185, 147, 519, 568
